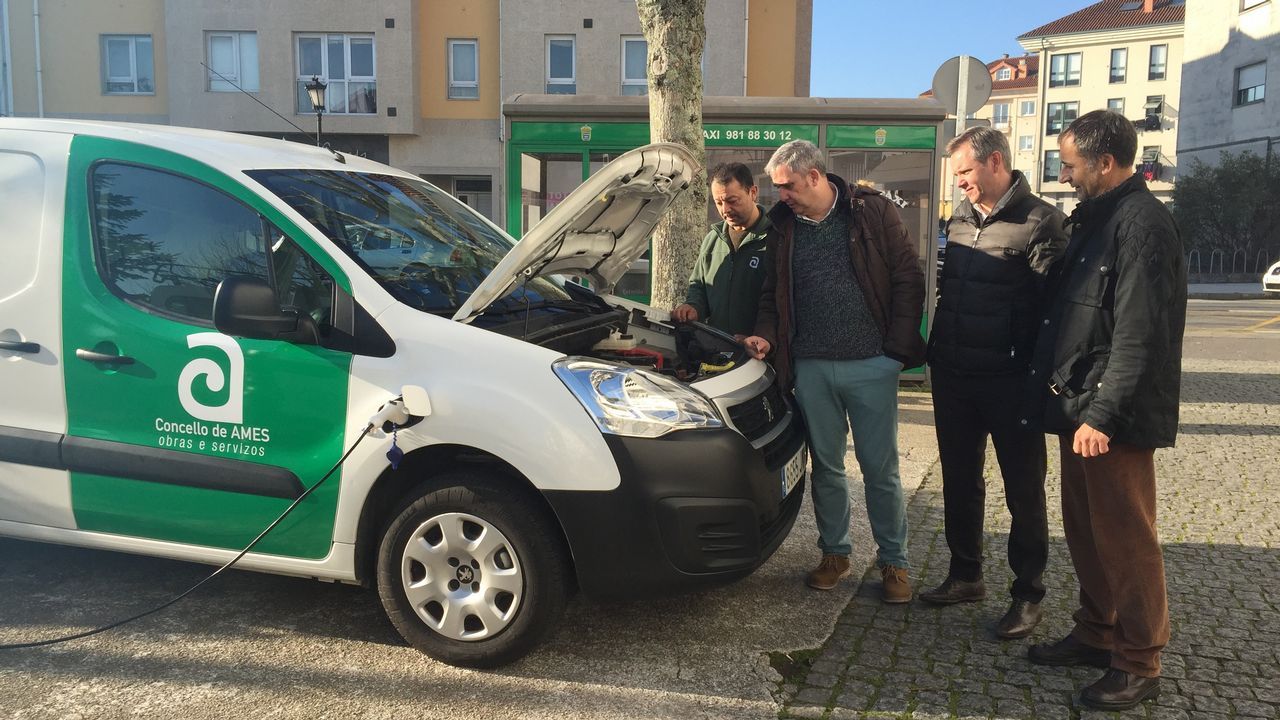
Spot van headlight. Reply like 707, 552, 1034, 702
552, 358, 724, 438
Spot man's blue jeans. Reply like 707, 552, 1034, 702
792, 355, 909, 568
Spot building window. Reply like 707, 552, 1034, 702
1049, 52, 1081, 87
296, 34, 376, 113
1020, 100, 1036, 116
546, 36, 576, 94
447, 39, 478, 100
1110, 48, 1128, 83
1148, 44, 1168, 81
1046, 101, 1079, 136
1108, 97, 1125, 115
1235, 61, 1266, 106
207, 32, 259, 92
992, 103, 1011, 128
1242, 0, 1268, 10
1019, 135, 1034, 151
101, 35, 154, 94
1044, 150, 1061, 182
621, 36, 647, 95
996, 67, 1012, 81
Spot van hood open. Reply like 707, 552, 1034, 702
451, 142, 697, 322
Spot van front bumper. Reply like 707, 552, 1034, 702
542, 426, 805, 599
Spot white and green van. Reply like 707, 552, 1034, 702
0, 119, 806, 667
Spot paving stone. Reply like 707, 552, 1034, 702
780, 365, 1280, 720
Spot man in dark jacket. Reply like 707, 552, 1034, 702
920, 127, 1067, 641
743, 140, 925, 603
1025, 110, 1186, 712
673, 162, 772, 336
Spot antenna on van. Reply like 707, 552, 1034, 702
201, 62, 311, 138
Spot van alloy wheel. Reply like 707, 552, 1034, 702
400, 511, 523, 641
376, 471, 571, 668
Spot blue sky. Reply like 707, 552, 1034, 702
810, 0, 1094, 98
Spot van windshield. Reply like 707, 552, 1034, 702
248, 169, 572, 314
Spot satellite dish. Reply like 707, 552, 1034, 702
931, 56, 992, 116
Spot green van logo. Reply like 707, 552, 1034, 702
178, 333, 244, 424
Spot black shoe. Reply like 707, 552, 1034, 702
918, 576, 986, 605
1027, 634, 1110, 668
995, 599, 1042, 639
1080, 669, 1161, 710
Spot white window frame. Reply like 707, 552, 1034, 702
1044, 150, 1061, 182
295, 33, 377, 115
206, 31, 259, 92
996, 67, 1011, 81
1148, 44, 1168, 81
101, 34, 154, 95
448, 38, 478, 100
1019, 100, 1035, 116
545, 35, 576, 94
992, 102, 1011, 128
1046, 101, 1079, 136
1110, 48, 1128, 84
1049, 52, 1082, 87
1019, 135, 1034, 151
1235, 61, 1266, 106
1242, 0, 1268, 12
621, 35, 648, 96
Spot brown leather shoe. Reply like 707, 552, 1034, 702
880, 565, 911, 604
806, 554, 851, 590
919, 576, 986, 605
995, 599, 1042, 639
1080, 669, 1161, 710
1027, 634, 1110, 668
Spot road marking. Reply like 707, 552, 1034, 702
1243, 314, 1280, 331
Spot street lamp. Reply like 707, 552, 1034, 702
305, 75, 327, 146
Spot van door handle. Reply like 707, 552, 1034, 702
76, 348, 136, 365
0, 340, 41, 354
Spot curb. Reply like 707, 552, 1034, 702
1188, 292, 1273, 300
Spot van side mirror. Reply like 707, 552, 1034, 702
213, 276, 318, 345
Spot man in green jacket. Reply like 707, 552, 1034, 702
672, 162, 773, 337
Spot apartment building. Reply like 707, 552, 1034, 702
1019, 0, 1185, 212
1, 0, 811, 222
1178, 0, 1279, 169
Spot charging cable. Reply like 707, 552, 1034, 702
0, 399, 410, 651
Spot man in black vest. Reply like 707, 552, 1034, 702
920, 127, 1066, 640
1026, 110, 1186, 712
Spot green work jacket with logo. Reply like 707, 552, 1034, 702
683, 205, 773, 336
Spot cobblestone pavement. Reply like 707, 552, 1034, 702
778, 357, 1280, 720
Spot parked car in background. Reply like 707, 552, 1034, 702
1264, 259, 1280, 294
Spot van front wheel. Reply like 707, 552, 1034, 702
376, 473, 570, 668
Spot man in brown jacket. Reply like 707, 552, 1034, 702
743, 140, 925, 602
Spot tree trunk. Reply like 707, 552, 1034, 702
636, 0, 706, 311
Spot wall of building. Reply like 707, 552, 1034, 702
7, 0, 167, 121
746, 0, 810, 97
420, 0, 498, 121
164, 0, 416, 136
497, 0, 746, 99
1179, 0, 1279, 168
1025, 24, 1183, 209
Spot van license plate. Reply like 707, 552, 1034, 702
781, 447, 806, 498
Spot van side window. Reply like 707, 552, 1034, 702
90, 163, 334, 329
91, 163, 269, 322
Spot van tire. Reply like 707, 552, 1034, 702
375, 471, 570, 668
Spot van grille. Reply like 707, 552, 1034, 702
726, 382, 787, 442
